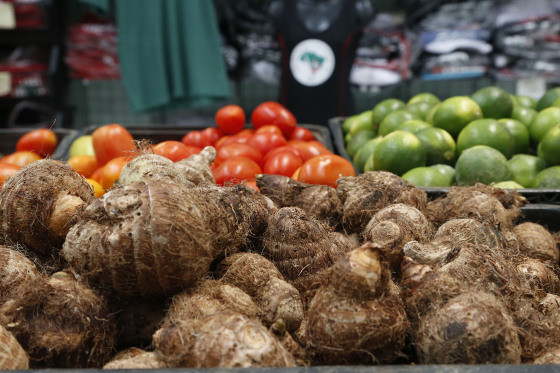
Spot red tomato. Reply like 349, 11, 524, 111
289, 127, 315, 141
100, 156, 129, 190
263, 150, 303, 177
214, 135, 231, 149
255, 125, 283, 136
181, 130, 204, 148
215, 105, 245, 135
251, 102, 297, 138
1, 151, 42, 167
286, 140, 331, 162
92, 124, 135, 166
244, 179, 259, 192
247, 132, 287, 157
262, 145, 300, 165
200, 127, 223, 147
0, 162, 21, 188
67, 155, 99, 178
215, 143, 263, 166
212, 156, 262, 186
218, 129, 254, 147
90, 166, 103, 183
296, 154, 356, 188
153, 141, 201, 162
16, 128, 58, 158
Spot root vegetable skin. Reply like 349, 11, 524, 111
175, 146, 216, 185
0, 245, 40, 304
103, 349, 167, 369
516, 259, 560, 295
0, 323, 28, 370
118, 154, 189, 186
514, 222, 559, 263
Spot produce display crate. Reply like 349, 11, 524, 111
328, 116, 560, 205
0, 127, 81, 161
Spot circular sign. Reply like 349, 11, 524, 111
290, 39, 335, 87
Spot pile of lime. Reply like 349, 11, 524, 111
342, 86, 560, 189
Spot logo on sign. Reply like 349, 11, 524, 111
290, 39, 335, 87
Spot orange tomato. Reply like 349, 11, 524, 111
86, 179, 105, 198
100, 156, 129, 190
296, 154, 356, 188
1, 151, 42, 167
16, 128, 58, 158
90, 166, 103, 183
0, 162, 21, 187
68, 155, 99, 178
92, 124, 135, 166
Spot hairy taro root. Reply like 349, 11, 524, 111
514, 222, 559, 263
336, 171, 427, 233
0, 245, 40, 305
0, 160, 94, 255
0, 324, 28, 369
103, 348, 166, 369
0, 272, 115, 368
516, 259, 560, 295
533, 346, 560, 364
174, 146, 216, 185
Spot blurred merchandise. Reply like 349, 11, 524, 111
0, 46, 48, 97
0, 0, 47, 29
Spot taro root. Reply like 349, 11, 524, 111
62, 180, 272, 297
114, 298, 166, 348
270, 319, 309, 366
153, 311, 296, 368
103, 348, 167, 369
363, 203, 434, 272
336, 171, 427, 233
0, 245, 40, 305
0, 271, 115, 368
514, 222, 559, 263
0, 160, 94, 255
534, 346, 560, 364
217, 252, 304, 331
256, 174, 342, 226
306, 245, 409, 364
261, 207, 354, 305
0, 324, 28, 369
174, 146, 216, 185
415, 291, 521, 364
516, 259, 560, 295
118, 153, 191, 186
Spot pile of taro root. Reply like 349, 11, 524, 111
0, 147, 559, 369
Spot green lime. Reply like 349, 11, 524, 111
455, 145, 511, 186
415, 127, 457, 166
342, 115, 357, 134
538, 123, 560, 165
349, 111, 374, 135
378, 109, 418, 136
529, 107, 560, 144
425, 103, 440, 124
364, 152, 375, 172
534, 166, 560, 188
373, 130, 427, 176
511, 106, 537, 127
371, 99, 406, 130
514, 95, 537, 109
507, 154, 548, 188
346, 130, 376, 158
457, 119, 514, 158
353, 137, 383, 173
396, 119, 432, 134
407, 101, 434, 120
498, 118, 530, 155
431, 164, 456, 185
402, 167, 451, 187
493, 181, 525, 189
433, 96, 483, 138
408, 92, 441, 106
471, 86, 514, 119
536, 87, 560, 111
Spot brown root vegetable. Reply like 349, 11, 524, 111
534, 346, 560, 364
415, 291, 521, 364
0, 323, 28, 369
153, 311, 296, 368
270, 319, 309, 366
516, 259, 560, 295
0, 245, 41, 305
256, 174, 342, 226
114, 298, 166, 348
217, 252, 304, 331
336, 171, 427, 233
363, 203, 434, 272
0, 271, 115, 368
262, 207, 354, 305
103, 348, 167, 369
0, 160, 94, 255
118, 154, 191, 186
514, 222, 559, 263
306, 245, 409, 364
62, 180, 272, 297
175, 146, 216, 185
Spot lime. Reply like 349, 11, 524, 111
415, 127, 456, 166
349, 110, 374, 135
353, 137, 383, 172
529, 107, 560, 144
507, 154, 548, 188
455, 145, 511, 186
407, 101, 434, 120
346, 130, 376, 158
431, 164, 456, 185
538, 123, 560, 165
471, 86, 514, 119
364, 152, 375, 172
408, 92, 441, 106
432, 96, 483, 138
402, 167, 451, 187
69, 135, 95, 158
342, 115, 357, 134
396, 119, 432, 134
371, 99, 406, 130
514, 95, 537, 109
511, 106, 537, 127
493, 181, 525, 189
498, 118, 530, 155
378, 109, 418, 136
425, 103, 440, 124
536, 87, 560, 111
534, 166, 560, 188
457, 119, 514, 158
373, 130, 426, 176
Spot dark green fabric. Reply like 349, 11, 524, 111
115, 0, 230, 112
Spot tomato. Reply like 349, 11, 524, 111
67, 155, 99, 178
16, 128, 58, 158
251, 102, 297, 138
214, 135, 231, 149
200, 127, 223, 147
218, 129, 254, 147
255, 125, 283, 136
263, 150, 303, 177
286, 140, 331, 162
247, 132, 287, 157
92, 124, 135, 166
212, 156, 262, 186
215, 143, 263, 166
296, 154, 356, 188
244, 179, 259, 192
262, 145, 300, 165
90, 166, 103, 183
100, 156, 129, 190
153, 141, 201, 162
1, 151, 42, 167
0, 162, 20, 188
289, 126, 315, 141
215, 105, 246, 135
86, 179, 105, 198
181, 130, 203, 148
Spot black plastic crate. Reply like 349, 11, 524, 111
0, 127, 81, 161
328, 116, 358, 173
